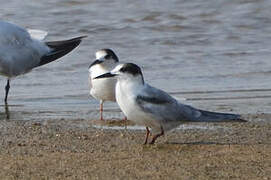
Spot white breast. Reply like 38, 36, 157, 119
115, 80, 159, 129
89, 65, 116, 102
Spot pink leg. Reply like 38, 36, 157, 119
144, 127, 150, 145
99, 101, 103, 121
149, 127, 164, 144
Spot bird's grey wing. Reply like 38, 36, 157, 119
135, 84, 243, 127
135, 84, 194, 131
136, 84, 189, 121
181, 105, 244, 122
136, 84, 175, 104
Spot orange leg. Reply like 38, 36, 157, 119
149, 126, 164, 144
144, 127, 150, 145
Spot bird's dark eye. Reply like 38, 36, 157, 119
119, 67, 125, 72
104, 55, 110, 59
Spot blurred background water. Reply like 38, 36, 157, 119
1, 0, 271, 121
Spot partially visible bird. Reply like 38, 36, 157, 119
0, 21, 86, 103
88, 49, 119, 120
95, 63, 246, 144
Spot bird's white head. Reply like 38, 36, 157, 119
95, 63, 144, 84
89, 49, 119, 71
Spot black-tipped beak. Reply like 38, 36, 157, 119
89, 59, 102, 68
94, 72, 116, 79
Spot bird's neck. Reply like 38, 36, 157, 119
118, 77, 144, 96
90, 65, 109, 78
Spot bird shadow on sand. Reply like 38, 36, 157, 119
164, 141, 253, 146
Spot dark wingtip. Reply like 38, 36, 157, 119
67, 35, 88, 42
79, 35, 88, 39
45, 35, 87, 47
38, 35, 87, 67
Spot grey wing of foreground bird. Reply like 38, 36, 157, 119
136, 83, 245, 132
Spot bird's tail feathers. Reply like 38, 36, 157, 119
193, 109, 246, 123
38, 36, 87, 66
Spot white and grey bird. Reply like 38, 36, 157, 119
95, 63, 246, 144
88, 49, 120, 120
0, 21, 86, 103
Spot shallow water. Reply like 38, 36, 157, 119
1, 0, 271, 121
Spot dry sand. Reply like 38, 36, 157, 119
0, 114, 270, 180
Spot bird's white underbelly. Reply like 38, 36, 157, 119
89, 65, 117, 102
90, 78, 116, 102
116, 83, 160, 130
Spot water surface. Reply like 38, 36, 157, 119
1, 0, 271, 121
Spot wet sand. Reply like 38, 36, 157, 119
0, 114, 270, 180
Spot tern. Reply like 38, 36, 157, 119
95, 63, 246, 144
88, 49, 122, 120
0, 21, 86, 103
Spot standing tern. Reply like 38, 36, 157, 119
95, 63, 246, 144
89, 49, 125, 121
0, 21, 86, 103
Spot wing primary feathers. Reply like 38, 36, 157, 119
39, 36, 87, 66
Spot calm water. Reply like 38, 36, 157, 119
1, 0, 271, 121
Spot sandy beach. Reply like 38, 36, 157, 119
0, 114, 270, 180
1, 0, 271, 179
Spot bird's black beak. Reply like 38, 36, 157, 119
89, 59, 103, 68
94, 72, 116, 79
